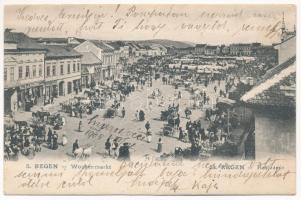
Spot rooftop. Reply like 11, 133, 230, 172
273, 34, 296, 47
45, 45, 82, 59
80, 52, 102, 65
195, 44, 206, 47
241, 56, 296, 107
90, 40, 115, 52
107, 41, 126, 50
206, 45, 219, 49
230, 43, 252, 47
4, 29, 46, 51
33, 37, 86, 44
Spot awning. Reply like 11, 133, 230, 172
44, 80, 58, 86
19, 81, 44, 89
216, 97, 236, 108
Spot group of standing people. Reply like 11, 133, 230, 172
104, 136, 135, 160
47, 128, 59, 150
135, 109, 145, 121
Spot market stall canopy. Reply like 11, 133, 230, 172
216, 97, 236, 108
236, 56, 256, 61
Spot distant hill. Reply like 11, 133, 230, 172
135, 39, 195, 48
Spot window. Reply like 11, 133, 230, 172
52, 66, 56, 76
4, 68, 7, 81
32, 65, 36, 77
67, 64, 70, 74
25, 66, 30, 78
47, 66, 51, 77
77, 63, 80, 72
60, 65, 64, 75
18, 66, 23, 79
10, 67, 14, 81
39, 65, 43, 77
73, 63, 76, 72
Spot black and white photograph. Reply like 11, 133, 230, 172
2, 3, 297, 195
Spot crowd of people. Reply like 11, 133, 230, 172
4, 54, 259, 161
4, 120, 66, 160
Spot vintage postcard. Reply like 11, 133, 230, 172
3, 4, 296, 195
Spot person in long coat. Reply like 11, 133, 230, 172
136, 110, 139, 121
52, 132, 58, 150
139, 110, 145, 121
118, 143, 130, 160
78, 121, 82, 132
179, 127, 184, 141
145, 121, 150, 132
157, 138, 163, 153
47, 128, 53, 144
105, 138, 111, 156
72, 139, 79, 154
121, 107, 125, 118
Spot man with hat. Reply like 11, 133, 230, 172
118, 143, 130, 160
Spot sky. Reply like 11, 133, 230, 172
4, 4, 296, 45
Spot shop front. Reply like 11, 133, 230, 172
15, 82, 44, 111
44, 80, 58, 105
58, 81, 65, 96
81, 74, 89, 88
94, 67, 103, 83
73, 79, 81, 94
4, 88, 17, 115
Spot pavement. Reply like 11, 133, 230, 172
12, 78, 227, 160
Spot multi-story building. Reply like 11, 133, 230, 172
4, 29, 47, 114
44, 45, 82, 103
194, 44, 206, 55
144, 45, 157, 57
150, 44, 167, 56
80, 52, 102, 87
204, 45, 220, 56
134, 44, 148, 57
165, 46, 177, 55
108, 41, 130, 59
240, 24, 296, 156
74, 40, 118, 80
107, 41, 130, 79
229, 43, 253, 56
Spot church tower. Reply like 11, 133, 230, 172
281, 12, 288, 42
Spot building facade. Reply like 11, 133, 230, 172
204, 45, 220, 56
240, 28, 296, 157
74, 40, 118, 80
80, 52, 102, 87
4, 29, 47, 114
229, 43, 253, 56
194, 44, 206, 55
44, 45, 82, 103
274, 16, 296, 64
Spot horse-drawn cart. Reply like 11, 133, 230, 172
163, 124, 176, 137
